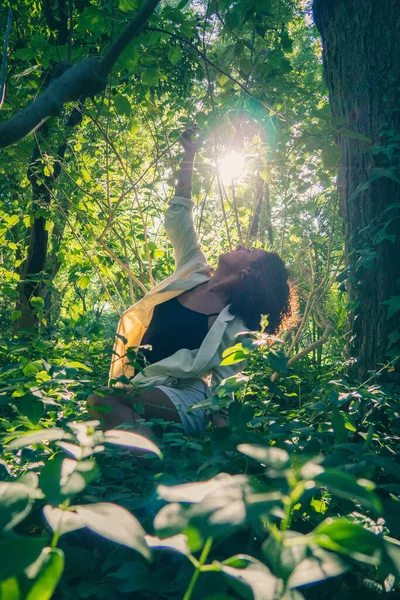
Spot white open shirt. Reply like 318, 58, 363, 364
109, 196, 248, 392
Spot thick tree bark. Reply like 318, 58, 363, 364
15, 104, 82, 331
313, 0, 400, 377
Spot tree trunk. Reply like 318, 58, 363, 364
15, 105, 82, 332
313, 0, 400, 377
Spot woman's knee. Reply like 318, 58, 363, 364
87, 393, 111, 420
87, 393, 104, 408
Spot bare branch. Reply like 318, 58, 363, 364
271, 310, 333, 382
0, 0, 161, 148
98, 238, 148, 295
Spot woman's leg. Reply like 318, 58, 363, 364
87, 387, 181, 433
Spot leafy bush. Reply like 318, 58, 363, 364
1, 332, 400, 599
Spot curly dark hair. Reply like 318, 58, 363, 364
228, 251, 293, 333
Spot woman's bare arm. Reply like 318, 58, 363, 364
174, 128, 203, 199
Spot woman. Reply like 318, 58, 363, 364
88, 130, 292, 434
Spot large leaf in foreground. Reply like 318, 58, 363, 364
26, 548, 64, 600
104, 430, 162, 458
43, 506, 85, 536
217, 555, 281, 600
0, 536, 48, 580
7, 429, 66, 450
0, 482, 41, 532
74, 503, 150, 559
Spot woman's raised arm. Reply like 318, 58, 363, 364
164, 128, 208, 270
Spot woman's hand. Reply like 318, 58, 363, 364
179, 126, 203, 156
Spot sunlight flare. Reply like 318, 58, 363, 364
218, 150, 246, 183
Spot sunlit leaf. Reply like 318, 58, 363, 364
104, 430, 162, 458
43, 506, 85, 536
0, 482, 41, 532
238, 444, 290, 469
74, 503, 151, 559
217, 556, 281, 600
7, 428, 65, 450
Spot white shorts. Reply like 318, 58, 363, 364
155, 378, 210, 434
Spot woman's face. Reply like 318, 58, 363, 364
218, 244, 266, 273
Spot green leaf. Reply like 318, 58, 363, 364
119, 0, 137, 10
287, 547, 348, 588
220, 350, 247, 365
263, 532, 307, 582
219, 374, 249, 392
280, 31, 294, 52
39, 458, 99, 505
238, 444, 290, 469
153, 503, 189, 538
128, 118, 141, 134
145, 534, 189, 555
116, 43, 139, 72
76, 275, 91, 290
0, 536, 48, 581
339, 128, 372, 143
228, 401, 254, 426
104, 430, 162, 458
313, 518, 383, 563
157, 474, 235, 504
222, 343, 249, 359
0, 578, 20, 600
43, 506, 85, 536
7, 429, 65, 450
74, 503, 151, 559
18, 397, 45, 425
26, 548, 64, 600
30, 296, 44, 310
225, 11, 240, 29
114, 96, 131, 117
22, 361, 42, 376
63, 361, 92, 372
382, 296, 400, 319
314, 470, 382, 514
267, 349, 289, 374
141, 69, 161, 86
168, 46, 182, 65
78, 6, 107, 32
155, 474, 281, 539
217, 73, 230, 87
0, 482, 40, 532
239, 57, 252, 75
217, 556, 280, 600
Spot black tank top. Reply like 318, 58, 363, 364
135, 296, 219, 370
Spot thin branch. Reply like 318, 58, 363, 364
287, 313, 332, 367
147, 26, 286, 121
271, 309, 333, 382
98, 237, 148, 295
0, 8, 12, 110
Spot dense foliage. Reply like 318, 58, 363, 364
0, 0, 399, 598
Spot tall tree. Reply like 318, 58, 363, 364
313, 0, 400, 376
